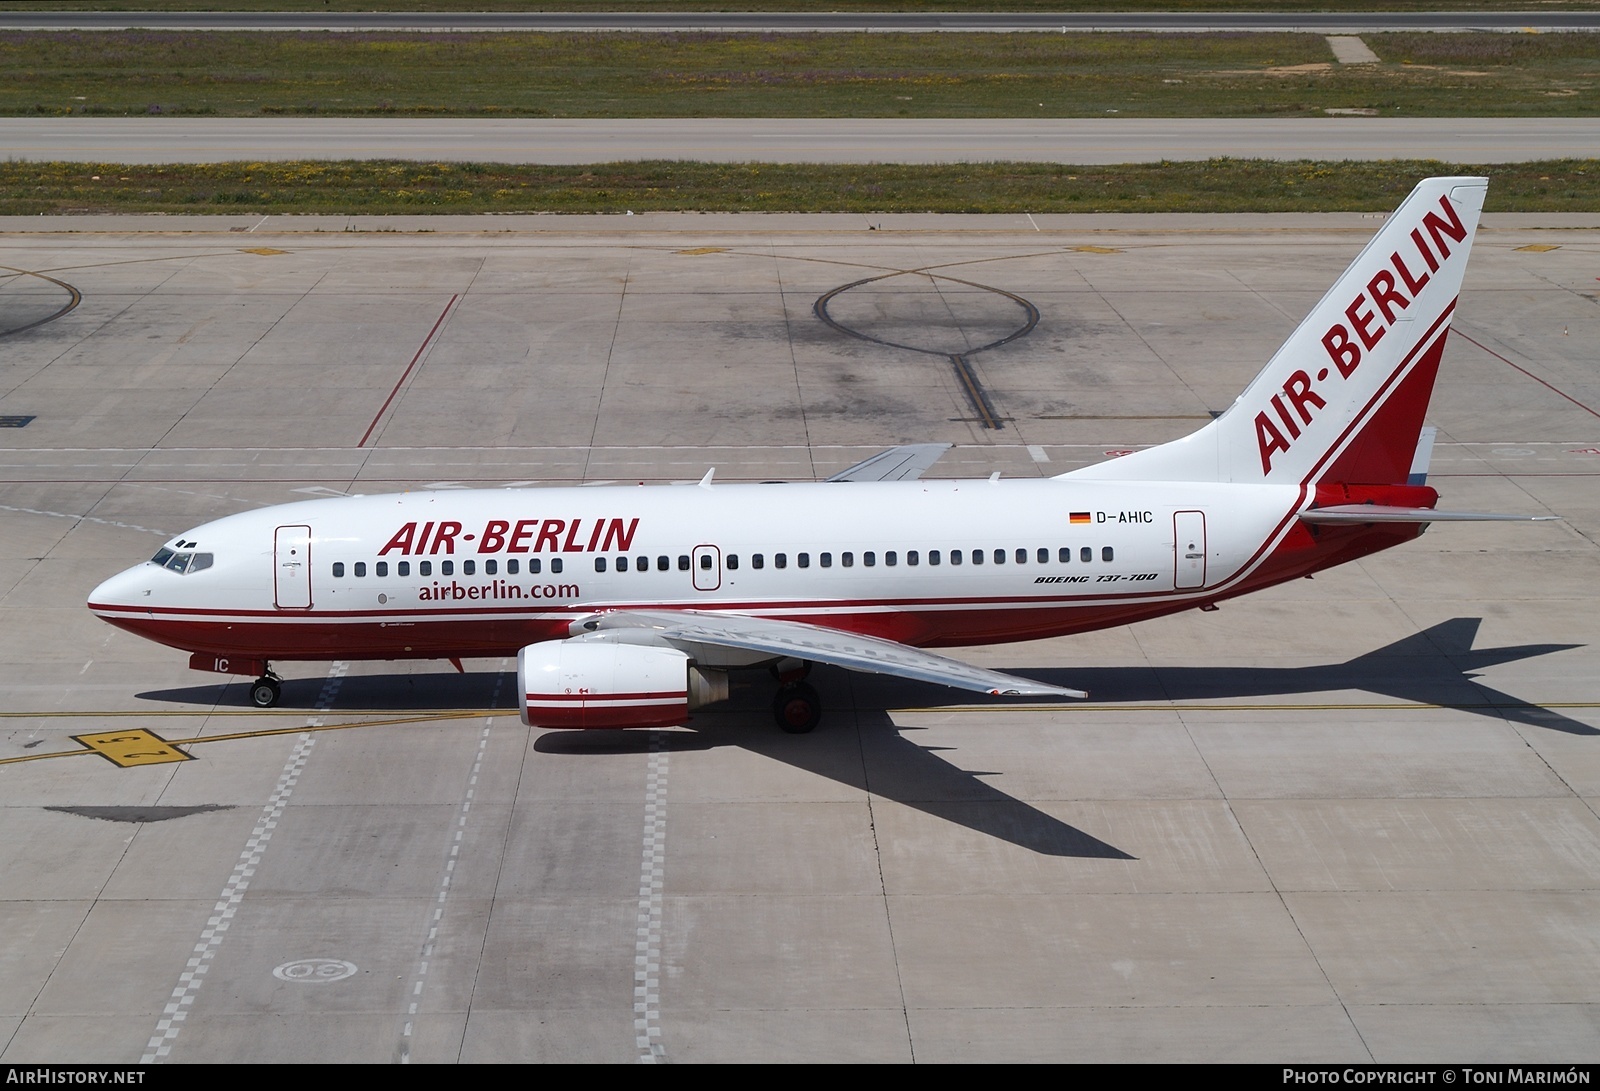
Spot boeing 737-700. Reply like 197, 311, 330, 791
88, 177, 1546, 732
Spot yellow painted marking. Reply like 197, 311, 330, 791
1070, 245, 1121, 254
1514, 244, 1561, 252
72, 728, 192, 768
240, 247, 288, 256
675, 247, 729, 256
3, 711, 513, 769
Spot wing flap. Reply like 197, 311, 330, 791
572, 609, 1085, 698
826, 443, 951, 483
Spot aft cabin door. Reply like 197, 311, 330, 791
1174, 511, 1206, 590
274, 525, 312, 609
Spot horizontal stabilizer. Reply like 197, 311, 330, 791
1300, 505, 1557, 525
827, 443, 951, 483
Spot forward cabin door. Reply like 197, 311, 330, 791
1173, 511, 1207, 590
274, 524, 313, 609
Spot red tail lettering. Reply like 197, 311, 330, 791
1256, 412, 1291, 474
1323, 324, 1362, 378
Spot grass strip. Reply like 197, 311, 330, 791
3, 159, 1596, 216
3, 31, 1598, 118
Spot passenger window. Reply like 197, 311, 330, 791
727, 555, 738, 570
699, 554, 712, 570
595, 557, 607, 573
884, 551, 895, 567
972, 550, 983, 565
1103, 546, 1115, 562
440, 561, 453, 576
1081, 547, 1092, 563
332, 562, 346, 578
636, 556, 648, 573
908, 550, 919, 566
355, 562, 367, 578
798, 553, 810, 569
509, 559, 521, 575
753, 554, 764, 570
485, 559, 496, 575
1037, 548, 1048, 564
820, 553, 832, 568
840, 552, 851, 568
993, 549, 1005, 565
1017, 548, 1028, 564
463, 560, 475, 576
776, 553, 788, 569
420, 561, 432, 577
399, 561, 411, 577
551, 558, 563, 574
949, 550, 960, 566
1059, 547, 1070, 563
617, 556, 628, 572
658, 556, 670, 571
931, 550, 942, 566
528, 559, 540, 574
376, 561, 388, 577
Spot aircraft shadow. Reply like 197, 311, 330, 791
535, 700, 1134, 860
1013, 617, 1593, 737
133, 617, 1584, 857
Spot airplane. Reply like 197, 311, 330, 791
87, 176, 1551, 733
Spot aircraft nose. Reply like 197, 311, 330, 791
87, 564, 153, 613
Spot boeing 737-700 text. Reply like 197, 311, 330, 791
88, 177, 1546, 732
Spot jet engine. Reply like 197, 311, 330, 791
518, 639, 728, 729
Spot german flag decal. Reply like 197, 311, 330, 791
1070, 512, 1092, 525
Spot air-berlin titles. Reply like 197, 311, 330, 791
1255, 191, 1468, 475
379, 517, 640, 556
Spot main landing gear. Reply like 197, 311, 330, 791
769, 660, 820, 734
249, 669, 282, 709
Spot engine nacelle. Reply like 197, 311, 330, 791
519, 640, 725, 729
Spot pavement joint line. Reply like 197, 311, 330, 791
0, 501, 168, 536
138, 661, 347, 1064
395, 668, 503, 1064
635, 729, 670, 1064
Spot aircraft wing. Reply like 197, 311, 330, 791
571, 609, 1086, 698
826, 443, 951, 482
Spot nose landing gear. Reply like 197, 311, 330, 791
249, 670, 282, 709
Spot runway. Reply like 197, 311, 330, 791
6, 117, 1598, 165
1, 211, 1597, 1063
4, 10, 1599, 33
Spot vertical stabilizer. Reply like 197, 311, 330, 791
1066, 177, 1486, 487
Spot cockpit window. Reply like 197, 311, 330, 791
151, 549, 213, 575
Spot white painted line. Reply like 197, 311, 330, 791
635, 730, 670, 1064
141, 661, 348, 1064
1027, 445, 1050, 463
395, 667, 505, 1064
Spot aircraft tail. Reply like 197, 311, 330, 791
1065, 177, 1487, 487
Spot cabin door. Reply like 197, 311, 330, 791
691, 544, 721, 592
274, 524, 313, 609
1173, 511, 1207, 590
